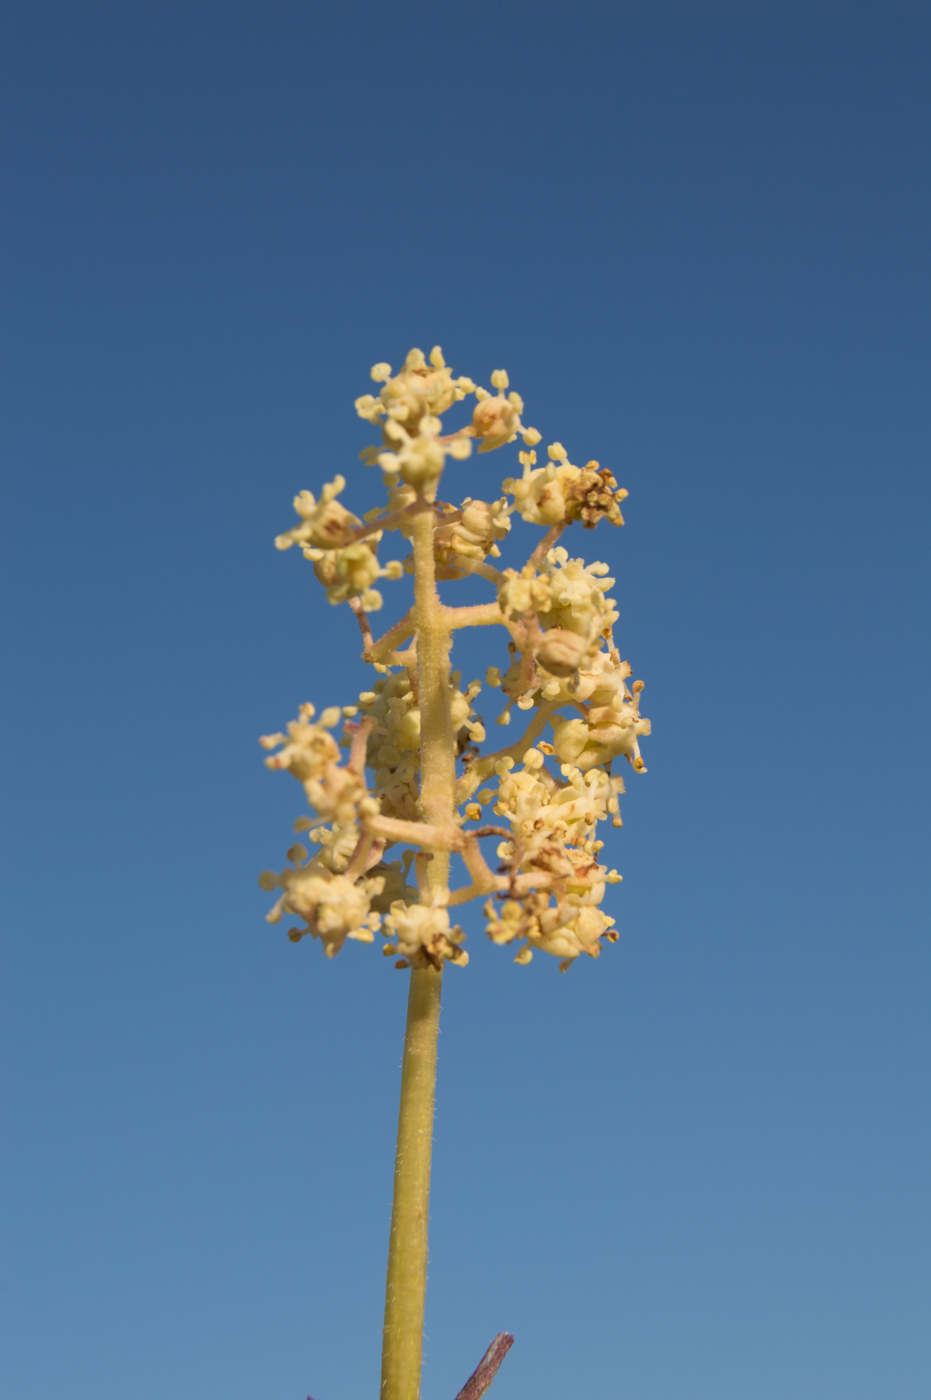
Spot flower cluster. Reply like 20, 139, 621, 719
261, 347, 650, 972
382, 899, 469, 971
260, 853, 384, 958
504, 443, 628, 529
433, 497, 511, 569
275, 476, 404, 610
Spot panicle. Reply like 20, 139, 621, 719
260, 345, 650, 973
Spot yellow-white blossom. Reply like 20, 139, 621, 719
504, 444, 628, 529
484, 889, 618, 972
260, 704, 342, 783
434, 497, 511, 565
275, 476, 360, 552
498, 548, 617, 644
471, 381, 526, 453
261, 855, 383, 958
307, 540, 403, 610
492, 755, 625, 845
360, 670, 422, 822
382, 900, 468, 970
550, 682, 651, 773
355, 346, 474, 431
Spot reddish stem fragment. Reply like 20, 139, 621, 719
453, 1332, 515, 1400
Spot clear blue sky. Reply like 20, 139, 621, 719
2, 4, 929, 1398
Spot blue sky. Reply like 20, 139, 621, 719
2, 4, 929, 1398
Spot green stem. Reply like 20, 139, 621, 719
381, 501, 455, 1400
381, 968, 442, 1400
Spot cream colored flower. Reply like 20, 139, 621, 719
307, 541, 400, 610
536, 548, 618, 638
503, 445, 628, 529
497, 565, 556, 618
275, 476, 360, 552
356, 346, 474, 432
434, 497, 511, 565
532, 903, 617, 969
361, 671, 422, 822
383, 900, 468, 969
368, 858, 419, 914
292, 821, 361, 873
471, 389, 524, 453
492, 756, 625, 844
303, 762, 378, 827
376, 418, 448, 492
550, 683, 651, 773
262, 703, 380, 829
537, 646, 631, 706
262, 858, 383, 958
260, 704, 341, 783
534, 628, 591, 678
498, 548, 617, 646
484, 889, 617, 971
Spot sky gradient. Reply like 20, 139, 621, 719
2, 4, 930, 1399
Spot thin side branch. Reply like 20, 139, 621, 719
347, 499, 423, 544
348, 597, 374, 652
442, 601, 508, 631
369, 607, 416, 663
365, 813, 462, 851
458, 833, 501, 897
344, 832, 375, 881
453, 557, 506, 586
448, 869, 558, 906
453, 1333, 515, 1400
528, 524, 564, 569
346, 715, 375, 775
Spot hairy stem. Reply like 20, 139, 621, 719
442, 601, 508, 631
365, 814, 460, 851
381, 967, 442, 1400
381, 502, 456, 1400
451, 556, 506, 586
368, 607, 416, 664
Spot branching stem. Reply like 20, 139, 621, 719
381, 501, 456, 1400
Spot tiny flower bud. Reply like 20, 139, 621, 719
536, 628, 589, 678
